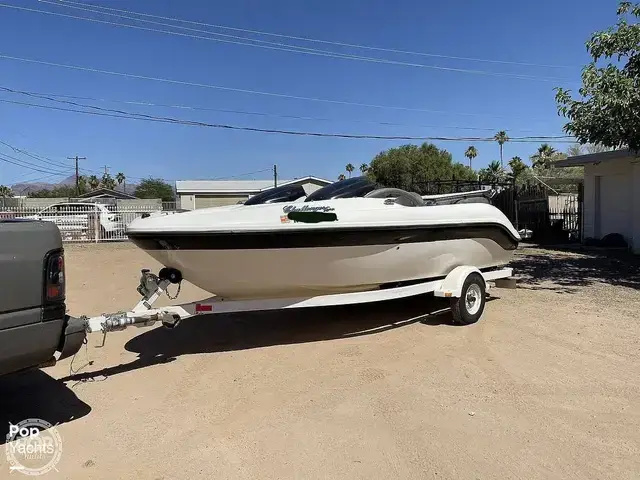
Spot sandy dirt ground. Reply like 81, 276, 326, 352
1, 242, 639, 479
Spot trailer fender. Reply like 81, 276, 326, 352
434, 266, 484, 298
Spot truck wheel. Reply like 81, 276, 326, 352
450, 273, 486, 325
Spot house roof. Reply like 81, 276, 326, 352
175, 176, 332, 194
78, 188, 137, 199
554, 149, 639, 167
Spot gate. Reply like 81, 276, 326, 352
417, 179, 583, 244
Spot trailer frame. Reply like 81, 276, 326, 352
81, 266, 515, 346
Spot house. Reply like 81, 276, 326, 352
555, 149, 640, 252
78, 188, 138, 201
175, 176, 333, 209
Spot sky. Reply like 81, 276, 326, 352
0, 0, 623, 187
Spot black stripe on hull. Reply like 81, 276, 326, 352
128, 223, 519, 251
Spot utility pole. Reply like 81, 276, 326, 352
67, 155, 86, 196
102, 165, 110, 176
273, 164, 277, 187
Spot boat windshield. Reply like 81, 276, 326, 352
304, 176, 377, 202
243, 183, 307, 205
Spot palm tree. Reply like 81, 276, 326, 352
464, 146, 478, 169
0, 185, 11, 208
359, 163, 369, 174
479, 160, 505, 184
337, 174, 346, 181
345, 163, 355, 178
116, 172, 126, 192
494, 131, 509, 167
88, 175, 100, 190
102, 173, 117, 190
508, 156, 528, 181
530, 143, 557, 169
77, 175, 88, 194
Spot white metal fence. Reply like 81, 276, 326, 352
0, 202, 175, 242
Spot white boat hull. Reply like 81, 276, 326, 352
139, 237, 515, 300
128, 190, 521, 300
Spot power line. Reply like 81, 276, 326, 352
0, 139, 76, 170
0, 138, 279, 184
210, 168, 273, 180
16, 0, 574, 83
0, 148, 73, 175
46, 0, 576, 70
0, 151, 75, 176
0, 138, 133, 181
0, 90, 576, 143
21, 89, 548, 134
0, 54, 557, 120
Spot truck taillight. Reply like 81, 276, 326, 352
45, 252, 65, 301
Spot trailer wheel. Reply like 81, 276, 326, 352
450, 272, 486, 325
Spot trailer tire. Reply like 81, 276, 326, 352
450, 272, 486, 325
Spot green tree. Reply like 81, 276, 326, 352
508, 156, 529, 183
0, 185, 13, 198
27, 185, 78, 198
134, 178, 174, 201
102, 173, 117, 190
451, 162, 476, 180
337, 173, 346, 181
77, 175, 88, 195
567, 143, 615, 156
567, 143, 584, 157
464, 145, 478, 169
367, 142, 476, 194
0, 185, 12, 207
116, 172, 126, 192
88, 175, 100, 190
555, 1, 640, 151
494, 131, 509, 167
530, 143, 558, 169
359, 163, 369, 174
345, 163, 355, 178
478, 160, 506, 184
585, 143, 616, 154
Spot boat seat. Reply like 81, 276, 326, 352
364, 188, 425, 206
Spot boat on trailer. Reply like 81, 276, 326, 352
69, 177, 520, 344
125, 176, 520, 301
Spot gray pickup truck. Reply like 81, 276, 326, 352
0, 219, 86, 377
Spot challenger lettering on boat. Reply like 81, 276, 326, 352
282, 205, 335, 213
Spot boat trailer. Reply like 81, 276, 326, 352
81, 266, 516, 346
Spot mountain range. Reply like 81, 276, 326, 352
11, 174, 137, 196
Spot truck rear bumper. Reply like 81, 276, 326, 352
0, 315, 87, 377
57, 315, 87, 360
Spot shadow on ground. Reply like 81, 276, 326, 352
511, 247, 640, 292
60, 294, 491, 382
0, 369, 91, 445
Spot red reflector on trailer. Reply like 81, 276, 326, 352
195, 304, 213, 312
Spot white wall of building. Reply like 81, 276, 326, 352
583, 157, 639, 251
177, 178, 332, 211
